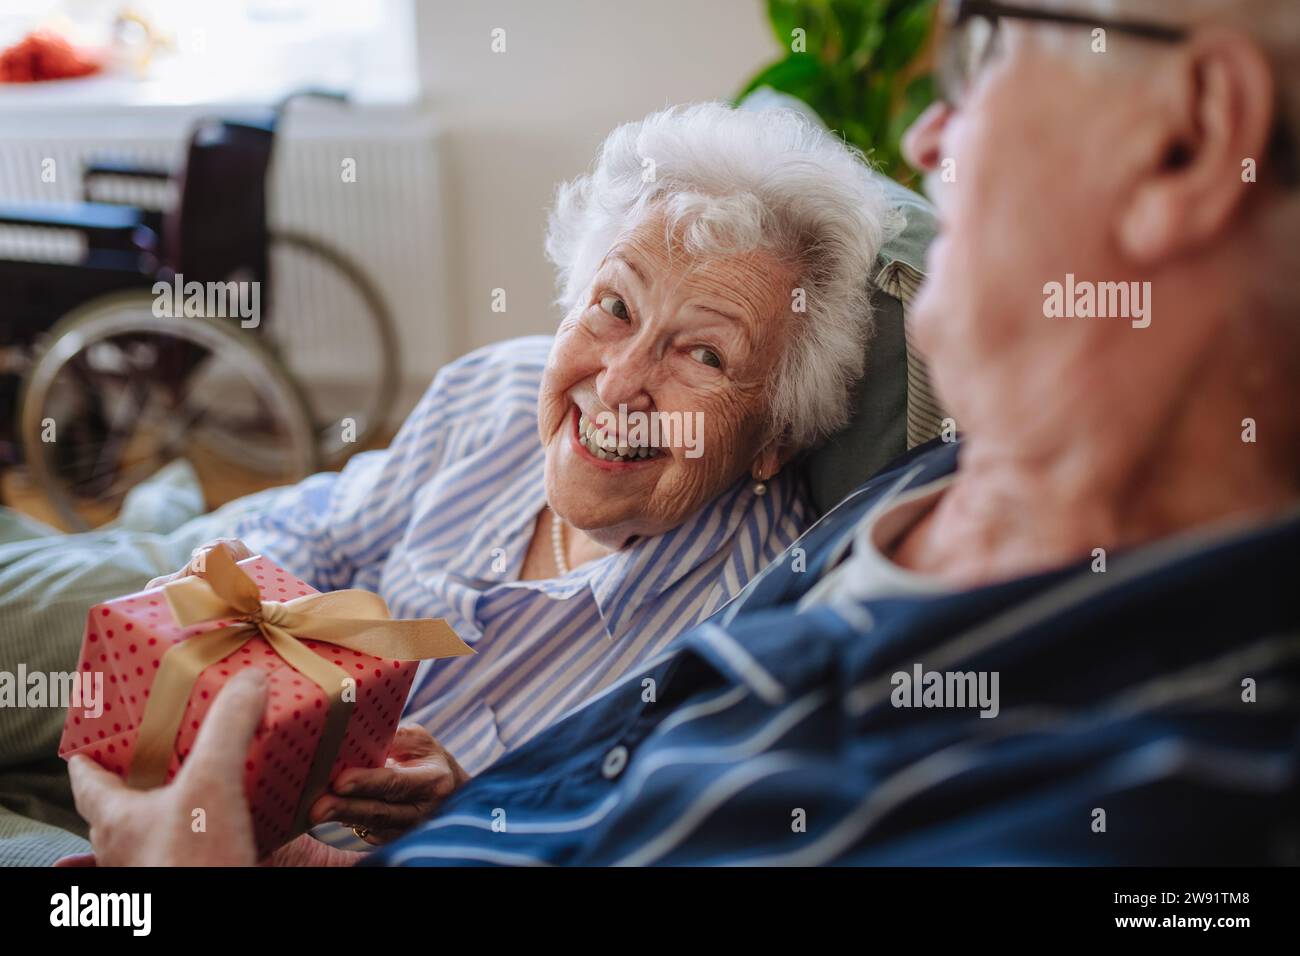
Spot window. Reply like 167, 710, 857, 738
0, 0, 417, 108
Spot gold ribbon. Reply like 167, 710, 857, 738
128, 547, 472, 835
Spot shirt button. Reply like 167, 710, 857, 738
601, 745, 629, 779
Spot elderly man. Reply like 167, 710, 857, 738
66, 0, 1299, 866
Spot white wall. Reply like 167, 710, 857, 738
414, 0, 776, 358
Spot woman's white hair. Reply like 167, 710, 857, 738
545, 102, 899, 450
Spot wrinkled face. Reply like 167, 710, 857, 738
538, 215, 793, 546
904, 19, 1158, 416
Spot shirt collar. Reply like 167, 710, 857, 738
677, 608, 859, 707
683, 492, 1300, 711
464, 447, 804, 644
588, 468, 804, 643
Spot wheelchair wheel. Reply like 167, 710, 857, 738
262, 230, 401, 467
19, 291, 319, 531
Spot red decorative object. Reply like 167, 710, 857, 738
58, 555, 422, 857
0, 30, 103, 83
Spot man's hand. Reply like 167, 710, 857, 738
145, 537, 253, 591
308, 724, 468, 844
60, 667, 266, 867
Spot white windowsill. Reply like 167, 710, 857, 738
0, 0, 423, 137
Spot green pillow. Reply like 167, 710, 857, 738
739, 89, 943, 515
802, 174, 942, 516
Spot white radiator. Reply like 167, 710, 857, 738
0, 107, 450, 421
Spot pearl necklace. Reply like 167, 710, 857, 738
550, 507, 569, 575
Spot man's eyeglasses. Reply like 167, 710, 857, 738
935, 0, 1298, 186
936, 0, 1184, 107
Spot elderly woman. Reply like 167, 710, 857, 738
5, 102, 895, 857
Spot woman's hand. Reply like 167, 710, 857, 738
308, 724, 469, 844
145, 537, 253, 591
261, 833, 365, 867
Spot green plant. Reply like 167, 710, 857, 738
737, 0, 938, 184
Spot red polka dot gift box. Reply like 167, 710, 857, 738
57, 550, 471, 858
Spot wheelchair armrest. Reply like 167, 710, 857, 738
83, 158, 173, 181
0, 202, 156, 252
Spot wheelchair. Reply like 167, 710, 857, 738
0, 90, 399, 529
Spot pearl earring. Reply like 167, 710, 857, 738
752, 473, 767, 496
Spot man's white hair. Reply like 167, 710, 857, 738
1095, 0, 1300, 322
545, 102, 898, 450
1096, 0, 1300, 138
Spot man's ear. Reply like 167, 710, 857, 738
1118, 28, 1276, 263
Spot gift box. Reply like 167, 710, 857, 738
58, 549, 471, 857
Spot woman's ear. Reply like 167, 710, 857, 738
752, 441, 790, 481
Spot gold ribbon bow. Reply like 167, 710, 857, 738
128, 547, 472, 833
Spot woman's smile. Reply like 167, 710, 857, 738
567, 406, 666, 471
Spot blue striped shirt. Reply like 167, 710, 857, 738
228, 336, 809, 775
366, 441, 1300, 866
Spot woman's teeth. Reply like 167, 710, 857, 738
577, 413, 662, 463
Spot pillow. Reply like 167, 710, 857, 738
738, 90, 945, 515
801, 284, 910, 515
802, 173, 943, 514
